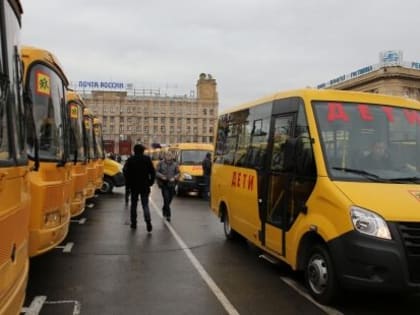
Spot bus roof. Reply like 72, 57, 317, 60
67, 90, 86, 105
21, 45, 69, 86
219, 88, 420, 115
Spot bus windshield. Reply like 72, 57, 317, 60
180, 150, 208, 165
29, 64, 65, 161
93, 123, 104, 159
68, 101, 85, 161
84, 117, 95, 160
313, 101, 420, 182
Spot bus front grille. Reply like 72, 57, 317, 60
397, 222, 420, 282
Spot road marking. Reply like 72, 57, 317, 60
22, 296, 81, 315
45, 300, 81, 315
280, 277, 344, 315
150, 199, 240, 315
86, 202, 95, 208
21, 295, 46, 314
55, 242, 74, 253
71, 217, 86, 224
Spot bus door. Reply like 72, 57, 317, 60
263, 107, 316, 257
263, 114, 295, 255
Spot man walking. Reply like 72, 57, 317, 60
201, 152, 212, 200
123, 144, 155, 231
156, 151, 179, 222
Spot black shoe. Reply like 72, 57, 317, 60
130, 223, 137, 229
146, 221, 152, 232
166, 216, 171, 222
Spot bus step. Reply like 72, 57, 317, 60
259, 253, 279, 265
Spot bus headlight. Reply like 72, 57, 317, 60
182, 173, 192, 180
44, 210, 61, 228
350, 206, 391, 240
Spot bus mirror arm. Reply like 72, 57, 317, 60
24, 91, 40, 171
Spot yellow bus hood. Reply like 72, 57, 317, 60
179, 165, 203, 176
334, 182, 420, 221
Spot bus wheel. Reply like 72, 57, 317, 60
305, 244, 338, 304
223, 209, 237, 240
100, 177, 114, 194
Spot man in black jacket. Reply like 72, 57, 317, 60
201, 152, 212, 200
123, 144, 156, 231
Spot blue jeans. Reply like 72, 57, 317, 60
130, 188, 151, 225
160, 184, 175, 218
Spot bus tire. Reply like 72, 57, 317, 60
304, 244, 338, 304
100, 176, 114, 194
222, 209, 238, 240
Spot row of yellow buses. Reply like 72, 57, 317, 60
21, 46, 105, 257
0, 3, 106, 312
211, 88, 420, 304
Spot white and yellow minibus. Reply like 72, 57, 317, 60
211, 88, 420, 304
167, 142, 213, 196
0, 1, 30, 314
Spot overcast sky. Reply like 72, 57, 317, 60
20, 0, 420, 111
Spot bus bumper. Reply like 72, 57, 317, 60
329, 223, 420, 292
70, 192, 86, 217
178, 176, 205, 193
112, 172, 125, 187
29, 219, 70, 257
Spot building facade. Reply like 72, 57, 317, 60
79, 73, 218, 154
317, 50, 420, 101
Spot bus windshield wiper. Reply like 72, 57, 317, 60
332, 167, 389, 182
387, 176, 420, 184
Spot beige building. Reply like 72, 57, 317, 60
317, 50, 420, 101
78, 73, 218, 154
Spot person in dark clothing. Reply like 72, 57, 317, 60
123, 144, 156, 231
201, 152, 212, 200
122, 161, 131, 206
156, 151, 180, 222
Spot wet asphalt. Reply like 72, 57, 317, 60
23, 186, 420, 315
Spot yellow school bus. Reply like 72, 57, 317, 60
93, 117, 105, 192
0, 1, 30, 314
83, 108, 96, 200
167, 142, 213, 196
22, 46, 72, 257
67, 90, 88, 217
211, 88, 420, 304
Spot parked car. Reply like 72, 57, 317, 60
100, 158, 125, 193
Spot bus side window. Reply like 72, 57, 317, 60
295, 137, 316, 176
283, 138, 297, 172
